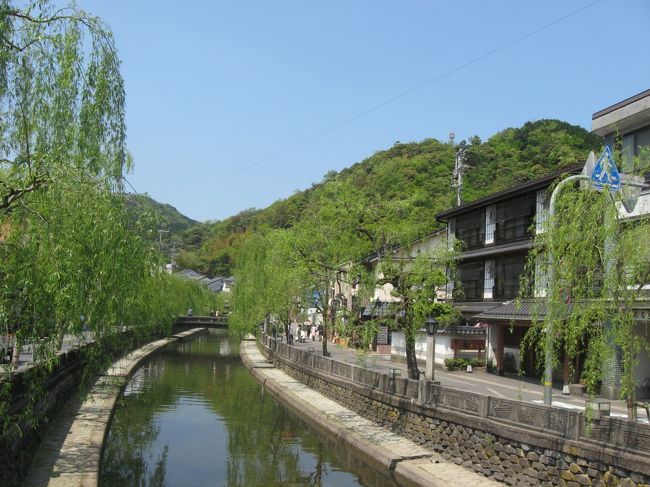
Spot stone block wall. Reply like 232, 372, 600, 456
0, 349, 86, 487
262, 335, 650, 487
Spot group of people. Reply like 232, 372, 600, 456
288, 321, 323, 344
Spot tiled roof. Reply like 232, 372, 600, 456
455, 301, 502, 315
361, 301, 404, 319
474, 299, 546, 321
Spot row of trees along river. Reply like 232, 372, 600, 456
0, 0, 217, 438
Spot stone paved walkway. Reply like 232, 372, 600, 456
241, 340, 502, 487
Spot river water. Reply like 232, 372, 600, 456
100, 329, 398, 486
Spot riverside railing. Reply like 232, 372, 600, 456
261, 333, 650, 456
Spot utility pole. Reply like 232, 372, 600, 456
452, 141, 467, 207
170, 242, 177, 272
158, 229, 169, 252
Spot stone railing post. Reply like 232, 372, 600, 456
567, 410, 581, 441
417, 377, 429, 405
480, 395, 490, 418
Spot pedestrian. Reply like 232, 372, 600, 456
310, 323, 316, 341
317, 324, 324, 341
187, 307, 193, 316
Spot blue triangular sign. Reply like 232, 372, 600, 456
591, 146, 621, 191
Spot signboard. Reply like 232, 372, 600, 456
451, 339, 484, 351
591, 146, 621, 191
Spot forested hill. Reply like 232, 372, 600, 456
125, 195, 197, 234
176, 119, 602, 276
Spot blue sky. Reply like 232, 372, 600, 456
82, 0, 649, 222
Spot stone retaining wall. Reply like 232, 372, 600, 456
261, 335, 650, 487
0, 328, 204, 487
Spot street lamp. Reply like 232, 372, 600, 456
425, 316, 439, 381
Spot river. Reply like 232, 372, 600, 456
100, 329, 398, 486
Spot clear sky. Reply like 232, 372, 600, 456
80, 0, 649, 223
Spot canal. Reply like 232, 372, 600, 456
100, 329, 398, 486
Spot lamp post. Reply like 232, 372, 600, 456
425, 316, 439, 381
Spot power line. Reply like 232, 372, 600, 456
121, 176, 140, 195
176, 0, 605, 200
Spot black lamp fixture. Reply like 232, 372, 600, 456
425, 316, 439, 336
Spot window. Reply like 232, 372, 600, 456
454, 260, 484, 301
494, 254, 526, 300
455, 209, 485, 249
495, 193, 536, 243
621, 126, 650, 183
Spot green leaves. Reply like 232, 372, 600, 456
0, 1, 127, 212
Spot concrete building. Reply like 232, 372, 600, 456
591, 89, 650, 399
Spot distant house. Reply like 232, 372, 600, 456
174, 270, 234, 293
175, 268, 206, 281
203, 276, 235, 293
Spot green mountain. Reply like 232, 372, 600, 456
125, 194, 198, 234
175, 119, 602, 276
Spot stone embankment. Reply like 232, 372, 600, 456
241, 339, 501, 487
21, 327, 205, 487
260, 334, 650, 487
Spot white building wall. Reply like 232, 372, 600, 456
485, 204, 496, 244
484, 259, 494, 300
391, 330, 455, 365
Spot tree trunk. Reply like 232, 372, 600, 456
284, 321, 291, 344
322, 302, 330, 357
405, 328, 420, 380
11, 339, 21, 367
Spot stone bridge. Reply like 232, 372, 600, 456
174, 315, 228, 328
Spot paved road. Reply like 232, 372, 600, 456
290, 337, 649, 423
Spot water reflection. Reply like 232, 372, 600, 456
100, 330, 397, 487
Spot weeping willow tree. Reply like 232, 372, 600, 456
0, 0, 129, 208
522, 158, 650, 417
229, 229, 308, 340
377, 250, 455, 379
0, 1, 217, 440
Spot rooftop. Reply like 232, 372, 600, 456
592, 88, 650, 136
436, 164, 582, 222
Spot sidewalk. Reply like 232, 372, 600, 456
241, 340, 502, 487
290, 337, 649, 422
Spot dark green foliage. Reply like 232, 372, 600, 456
443, 357, 486, 370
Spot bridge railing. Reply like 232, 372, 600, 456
174, 315, 228, 327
